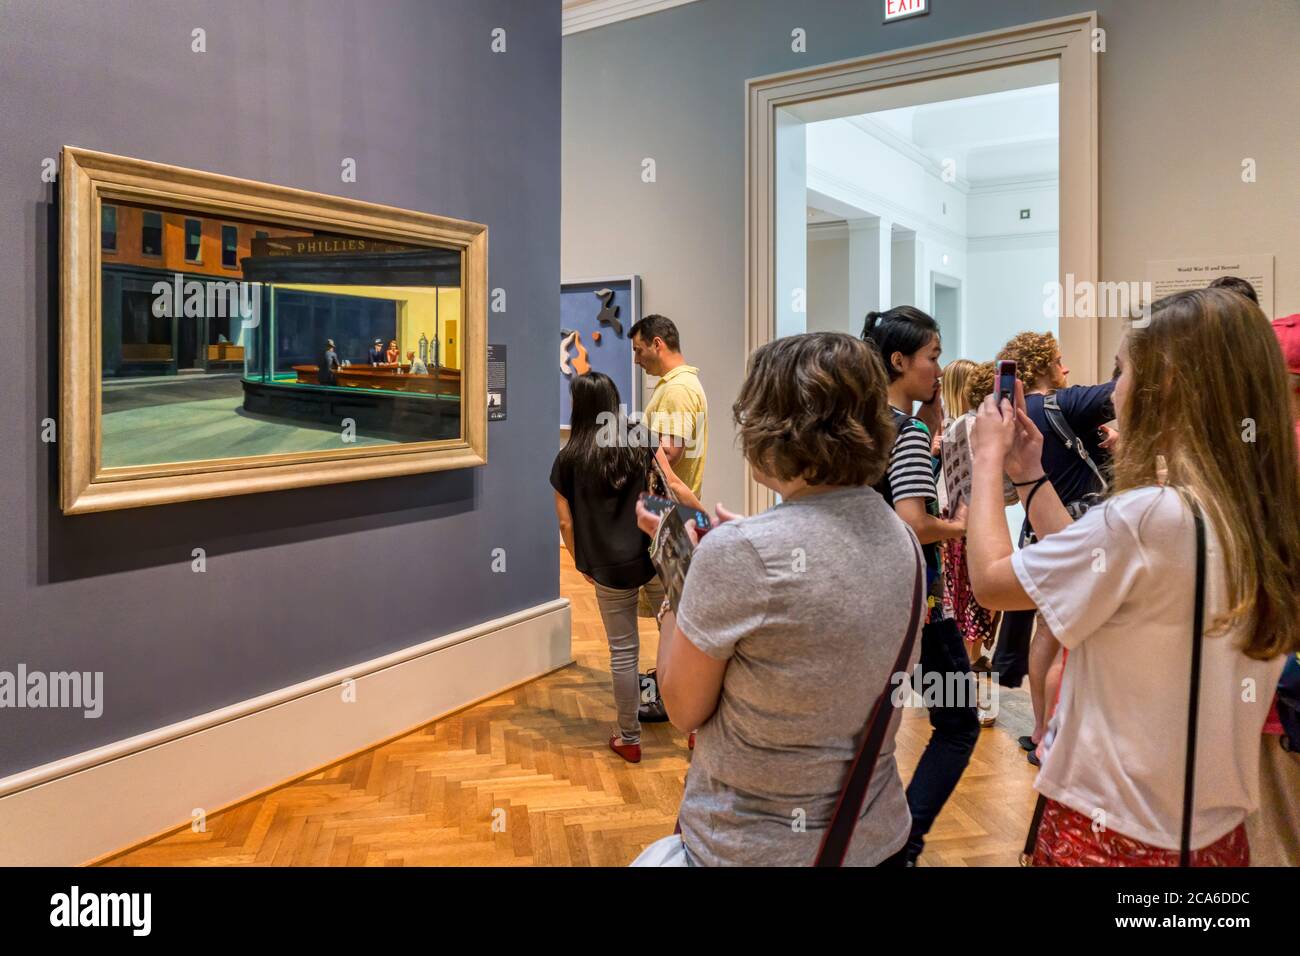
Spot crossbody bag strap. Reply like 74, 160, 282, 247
1020, 794, 1049, 866
815, 536, 925, 867
1043, 393, 1108, 493
1181, 495, 1207, 866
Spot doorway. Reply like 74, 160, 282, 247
176, 315, 199, 371
931, 273, 961, 356
746, 12, 1099, 512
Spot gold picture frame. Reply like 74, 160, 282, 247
59, 146, 488, 514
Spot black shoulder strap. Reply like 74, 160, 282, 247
816, 535, 925, 867
874, 410, 920, 508
1043, 393, 1108, 493
1181, 496, 1207, 866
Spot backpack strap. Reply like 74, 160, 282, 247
874, 410, 927, 509
1043, 393, 1108, 494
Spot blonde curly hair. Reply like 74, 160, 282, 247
998, 331, 1060, 389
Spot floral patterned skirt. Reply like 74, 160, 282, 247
941, 535, 997, 647
1030, 799, 1249, 867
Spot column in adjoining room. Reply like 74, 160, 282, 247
849, 216, 892, 334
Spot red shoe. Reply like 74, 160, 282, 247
609, 734, 641, 763
687, 731, 696, 751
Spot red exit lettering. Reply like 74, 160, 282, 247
885, 0, 927, 21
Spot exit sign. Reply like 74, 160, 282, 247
884, 0, 928, 22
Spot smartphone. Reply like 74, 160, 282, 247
640, 493, 711, 533
995, 359, 1018, 406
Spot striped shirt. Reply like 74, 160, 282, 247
886, 409, 937, 503
874, 407, 945, 620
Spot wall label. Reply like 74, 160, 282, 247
488, 343, 507, 421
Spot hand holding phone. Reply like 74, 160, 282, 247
995, 360, 1018, 407
640, 493, 711, 534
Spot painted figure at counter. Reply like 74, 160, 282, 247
320, 339, 341, 386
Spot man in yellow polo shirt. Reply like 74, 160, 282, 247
630, 314, 708, 498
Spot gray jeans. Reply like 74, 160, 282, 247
593, 577, 664, 745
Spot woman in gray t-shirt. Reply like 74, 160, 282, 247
635, 332, 922, 866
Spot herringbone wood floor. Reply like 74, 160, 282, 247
100, 551, 1039, 867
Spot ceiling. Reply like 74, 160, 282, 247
853, 83, 1060, 185
563, 0, 704, 35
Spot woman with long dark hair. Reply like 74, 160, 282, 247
552, 372, 694, 763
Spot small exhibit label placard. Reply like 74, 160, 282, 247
487, 343, 506, 421
1145, 254, 1274, 317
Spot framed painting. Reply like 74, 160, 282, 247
559, 275, 641, 429
59, 147, 487, 514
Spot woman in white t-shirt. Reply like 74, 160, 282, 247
965, 288, 1300, 866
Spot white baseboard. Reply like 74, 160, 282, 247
0, 598, 571, 866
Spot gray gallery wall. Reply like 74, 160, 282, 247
0, 0, 561, 777
563, 0, 1300, 509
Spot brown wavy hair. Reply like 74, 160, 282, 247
998, 331, 1059, 389
734, 332, 895, 487
1113, 288, 1300, 659
964, 361, 997, 410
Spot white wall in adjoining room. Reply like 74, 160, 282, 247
806, 227, 851, 335
963, 178, 1060, 361
965, 238, 1059, 362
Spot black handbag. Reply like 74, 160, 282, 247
638, 669, 669, 723
1021, 494, 1207, 867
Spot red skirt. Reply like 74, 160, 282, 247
1031, 798, 1249, 867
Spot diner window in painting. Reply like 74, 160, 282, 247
221, 225, 238, 268
141, 211, 162, 256
184, 218, 202, 262
101, 204, 117, 252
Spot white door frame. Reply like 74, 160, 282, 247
930, 270, 963, 357
744, 12, 1098, 513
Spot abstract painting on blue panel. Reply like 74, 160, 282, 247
559, 276, 640, 428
